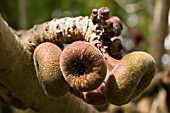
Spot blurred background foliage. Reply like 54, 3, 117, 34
0, 0, 157, 52
0, 0, 153, 31
0, 0, 170, 113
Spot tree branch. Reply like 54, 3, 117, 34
0, 15, 98, 113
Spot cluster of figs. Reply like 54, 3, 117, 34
33, 7, 156, 106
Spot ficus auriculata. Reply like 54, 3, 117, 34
33, 42, 69, 98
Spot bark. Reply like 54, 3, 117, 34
149, 0, 170, 70
0, 15, 98, 113
19, 16, 92, 55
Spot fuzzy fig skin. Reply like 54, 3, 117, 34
104, 51, 155, 105
60, 41, 107, 92
82, 83, 107, 105
33, 42, 70, 98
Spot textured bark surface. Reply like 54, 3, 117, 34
0, 16, 98, 113
19, 16, 95, 56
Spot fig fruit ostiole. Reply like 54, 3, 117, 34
60, 41, 107, 92
33, 42, 69, 98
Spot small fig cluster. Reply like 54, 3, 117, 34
33, 7, 156, 106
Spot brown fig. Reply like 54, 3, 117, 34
60, 41, 107, 92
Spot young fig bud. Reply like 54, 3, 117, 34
60, 41, 107, 92
33, 42, 69, 98
91, 9, 98, 23
106, 16, 123, 36
98, 7, 110, 22
106, 38, 123, 60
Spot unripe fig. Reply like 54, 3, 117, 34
106, 38, 123, 60
106, 16, 123, 36
98, 7, 110, 21
60, 41, 107, 92
104, 52, 155, 105
91, 9, 98, 23
33, 42, 69, 98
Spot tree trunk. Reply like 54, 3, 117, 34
0, 15, 98, 113
149, 0, 170, 70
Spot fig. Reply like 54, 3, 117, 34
33, 42, 69, 98
104, 52, 155, 105
60, 41, 107, 92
